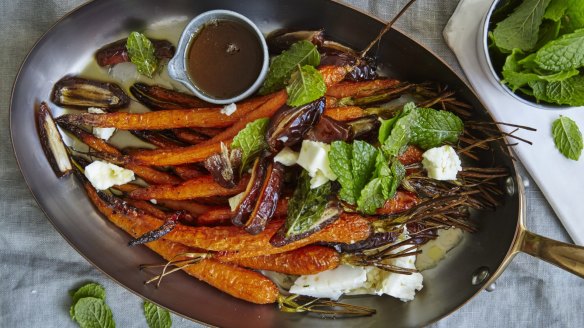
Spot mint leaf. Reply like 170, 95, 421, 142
127, 32, 158, 78
260, 41, 320, 94
531, 76, 584, 106
535, 29, 584, 71
357, 178, 385, 214
535, 19, 561, 49
493, 0, 552, 51
73, 297, 115, 328
329, 140, 377, 205
562, 1, 584, 33
286, 65, 326, 107
543, 0, 569, 21
71, 283, 106, 304
231, 118, 269, 171
285, 171, 332, 236
409, 108, 464, 149
552, 116, 583, 160
381, 103, 417, 157
144, 301, 171, 328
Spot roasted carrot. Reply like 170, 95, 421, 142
376, 191, 419, 215
84, 181, 278, 304
325, 79, 401, 98
131, 130, 185, 149
171, 164, 206, 180
325, 96, 339, 108
130, 83, 211, 110
60, 122, 182, 185
319, 65, 351, 87
122, 198, 167, 219
156, 199, 212, 216
324, 106, 365, 121
197, 198, 288, 226
398, 145, 424, 165
226, 245, 340, 275
130, 141, 224, 166
57, 94, 271, 130
171, 128, 208, 144
129, 175, 248, 201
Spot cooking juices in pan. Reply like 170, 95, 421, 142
186, 19, 263, 99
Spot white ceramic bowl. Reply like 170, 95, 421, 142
477, 0, 566, 110
168, 10, 269, 105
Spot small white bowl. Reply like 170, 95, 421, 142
477, 0, 566, 110
168, 10, 269, 105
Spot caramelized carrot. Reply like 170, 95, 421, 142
319, 65, 351, 87
197, 198, 288, 226
398, 145, 424, 165
226, 245, 340, 275
171, 164, 206, 180
325, 79, 401, 98
324, 106, 364, 121
84, 181, 278, 304
129, 175, 248, 201
122, 198, 167, 219
156, 199, 212, 216
171, 129, 208, 144
130, 141, 224, 166
376, 191, 419, 215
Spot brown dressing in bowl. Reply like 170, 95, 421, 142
187, 19, 263, 99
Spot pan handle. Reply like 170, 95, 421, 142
519, 229, 584, 279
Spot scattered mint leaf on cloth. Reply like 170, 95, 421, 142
144, 301, 172, 328
552, 116, 583, 160
260, 41, 320, 94
71, 283, 106, 304
329, 140, 378, 205
285, 171, 332, 237
493, 0, 552, 52
286, 65, 326, 106
231, 118, 269, 171
535, 28, 584, 71
127, 32, 158, 78
72, 297, 115, 328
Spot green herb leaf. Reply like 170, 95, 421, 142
356, 153, 405, 214
231, 118, 270, 171
552, 116, 583, 160
144, 301, 172, 328
535, 19, 561, 50
71, 283, 106, 304
535, 28, 584, 71
356, 178, 385, 214
72, 297, 115, 328
127, 32, 158, 78
260, 41, 320, 94
562, 1, 584, 34
530, 75, 584, 106
543, 0, 569, 21
286, 65, 326, 107
381, 103, 417, 157
285, 171, 332, 236
409, 108, 464, 149
329, 140, 377, 205
492, 0, 552, 52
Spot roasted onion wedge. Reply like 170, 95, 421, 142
51, 76, 130, 110
36, 102, 72, 177
95, 38, 175, 67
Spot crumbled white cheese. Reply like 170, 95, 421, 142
88, 107, 116, 140
220, 103, 237, 116
84, 161, 135, 190
149, 199, 157, 205
416, 228, 464, 271
296, 140, 337, 188
421, 145, 462, 180
290, 228, 424, 302
228, 192, 246, 211
274, 147, 299, 166
289, 265, 368, 300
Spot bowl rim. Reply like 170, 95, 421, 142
167, 9, 270, 105
480, 0, 569, 111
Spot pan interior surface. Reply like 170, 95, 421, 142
9, 0, 520, 327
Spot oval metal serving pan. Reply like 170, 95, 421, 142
10, 0, 519, 327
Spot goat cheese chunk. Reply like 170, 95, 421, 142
220, 103, 237, 116
88, 107, 116, 140
228, 192, 246, 212
296, 140, 337, 189
289, 265, 368, 300
421, 145, 462, 180
84, 161, 135, 190
274, 147, 299, 166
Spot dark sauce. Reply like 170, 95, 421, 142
187, 19, 263, 99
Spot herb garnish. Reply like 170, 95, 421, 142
260, 41, 320, 94
231, 118, 270, 171
285, 171, 333, 236
127, 32, 158, 78
144, 301, 172, 328
69, 282, 115, 328
286, 65, 327, 107
552, 116, 583, 160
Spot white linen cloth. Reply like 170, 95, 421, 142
444, 0, 584, 245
